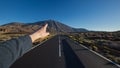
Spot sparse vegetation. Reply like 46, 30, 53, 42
0, 33, 25, 42
67, 32, 120, 64
33, 34, 55, 46
0, 33, 55, 47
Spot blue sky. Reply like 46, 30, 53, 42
0, 0, 120, 31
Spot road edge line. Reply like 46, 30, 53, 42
80, 44, 120, 67
77, 42, 120, 68
68, 37, 120, 68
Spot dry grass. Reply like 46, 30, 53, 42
0, 32, 55, 47
33, 34, 55, 46
0, 33, 25, 42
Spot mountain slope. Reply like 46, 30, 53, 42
0, 20, 88, 34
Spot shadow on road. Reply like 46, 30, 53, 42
105, 62, 117, 66
74, 49, 88, 51
62, 39, 85, 68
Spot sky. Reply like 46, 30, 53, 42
0, 0, 120, 31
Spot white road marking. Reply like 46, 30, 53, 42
73, 40, 120, 68
59, 36, 62, 57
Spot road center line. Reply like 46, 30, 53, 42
59, 36, 61, 57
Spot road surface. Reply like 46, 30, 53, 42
10, 35, 119, 68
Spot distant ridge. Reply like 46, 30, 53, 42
0, 20, 88, 34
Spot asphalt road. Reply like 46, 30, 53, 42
10, 35, 119, 68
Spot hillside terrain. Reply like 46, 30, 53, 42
0, 20, 88, 34
0, 20, 88, 44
